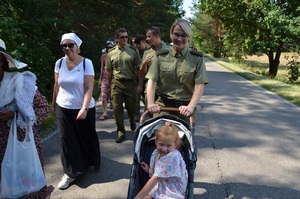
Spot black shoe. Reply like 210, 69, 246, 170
130, 123, 137, 131
115, 135, 126, 143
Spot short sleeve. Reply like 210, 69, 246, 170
145, 54, 159, 82
54, 58, 63, 73
153, 150, 184, 179
84, 58, 95, 76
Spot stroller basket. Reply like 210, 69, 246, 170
127, 108, 197, 199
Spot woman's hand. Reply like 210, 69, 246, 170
0, 110, 15, 126
76, 108, 88, 120
179, 105, 194, 116
147, 104, 160, 113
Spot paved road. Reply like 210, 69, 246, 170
42, 58, 300, 198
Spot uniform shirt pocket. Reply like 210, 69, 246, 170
160, 59, 175, 86
179, 62, 196, 86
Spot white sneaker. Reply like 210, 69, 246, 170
58, 174, 75, 189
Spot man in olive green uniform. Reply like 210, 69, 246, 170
146, 19, 209, 123
139, 26, 170, 111
106, 28, 142, 143
133, 35, 150, 121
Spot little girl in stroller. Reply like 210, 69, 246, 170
135, 121, 188, 199
127, 108, 197, 199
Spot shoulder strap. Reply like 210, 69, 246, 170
190, 49, 203, 57
83, 58, 86, 71
59, 58, 63, 70
156, 49, 169, 56
59, 58, 86, 71
129, 45, 136, 50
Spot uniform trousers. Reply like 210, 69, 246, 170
112, 79, 137, 135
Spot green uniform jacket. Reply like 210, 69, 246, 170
105, 43, 141, 80
146, 46, 209, 101
142, 41, 171, 74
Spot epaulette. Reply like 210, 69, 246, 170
129, 45, 136, 50
110, 46, 117, 51
156, 49, 169, 56
190, 49, 203, 57
144, 46, 151, 51
143, 48, 153, 56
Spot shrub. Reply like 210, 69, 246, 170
286, 54, 300, 83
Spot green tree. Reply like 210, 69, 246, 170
1, 0, 184, 100
197, 0, 300, 78
0, 0, 61, 98
191, 13, 223, 57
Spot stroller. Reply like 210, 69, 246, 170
127, 107, 197, 199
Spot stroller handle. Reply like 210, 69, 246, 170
140, 107, 179, 122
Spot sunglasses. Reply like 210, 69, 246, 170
119, 36, 128, 39
60, 43, 76, 49
172, 33, 188, 41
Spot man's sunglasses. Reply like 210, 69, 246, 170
120, 36, 128, 39
60, 43, 76, 49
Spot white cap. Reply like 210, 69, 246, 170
60, 33, 82, 47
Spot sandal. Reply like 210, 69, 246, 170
99, 115, 108, 121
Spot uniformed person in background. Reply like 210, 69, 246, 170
139, 26, 171, 111
106, 28, 142, 143
146, 18, 209, 123
133, 34, 149, 121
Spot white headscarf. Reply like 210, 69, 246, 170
60, 33, 82, 47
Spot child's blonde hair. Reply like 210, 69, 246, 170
155, 122, 181, 149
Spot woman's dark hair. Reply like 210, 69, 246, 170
0, 54, 9, 71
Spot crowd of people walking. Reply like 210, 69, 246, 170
0, 18, 208, 198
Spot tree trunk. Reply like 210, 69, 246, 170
268, 47, 282, 78
217, 19, 221, 58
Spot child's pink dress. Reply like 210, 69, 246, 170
148, 149, 188, 199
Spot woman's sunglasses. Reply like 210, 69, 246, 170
60, 43, 76, 49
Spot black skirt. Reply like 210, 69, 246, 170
56, 104, 101, 178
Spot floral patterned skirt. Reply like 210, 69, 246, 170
98, 70, 109, 101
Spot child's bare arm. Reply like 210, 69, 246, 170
134, 175, 160, 199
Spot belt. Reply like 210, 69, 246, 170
116, 78, 134, 82
160, 96, 189, 108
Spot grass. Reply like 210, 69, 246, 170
40, 109, 57, 138
206, 53, 300, 107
